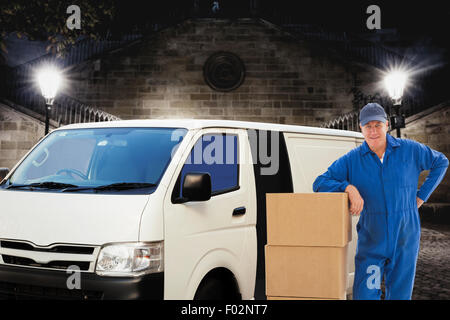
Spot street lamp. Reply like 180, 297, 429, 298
384, 70, 408, 138
37, 66, 62, 135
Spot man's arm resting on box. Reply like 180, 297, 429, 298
313, 154, 364, 215
313, 155, 350, 192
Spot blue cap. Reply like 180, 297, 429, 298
359, 103, 388, 126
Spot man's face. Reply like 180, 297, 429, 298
360, 120, 389, 150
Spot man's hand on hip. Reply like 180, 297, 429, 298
345, 184, 364, 215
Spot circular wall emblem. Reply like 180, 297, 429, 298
203, 52, 246, 92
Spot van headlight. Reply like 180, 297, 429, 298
95, 242, 163, 277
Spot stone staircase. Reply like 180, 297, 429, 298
0, 101, 55, 171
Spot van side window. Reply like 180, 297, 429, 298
179, 133, 239, 196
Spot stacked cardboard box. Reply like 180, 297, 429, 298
265, 193, 351, 300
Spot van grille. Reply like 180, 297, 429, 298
0, 281, 103, 300
2, 255, 91, 271
0, 240, 94, 254
0, 239, 98, 272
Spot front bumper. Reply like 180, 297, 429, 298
0, 264, 163, 300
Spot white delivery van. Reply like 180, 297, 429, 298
0, 119, 364, 300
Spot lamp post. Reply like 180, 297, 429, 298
384, 71, 408, 138
37, 67, 62, 135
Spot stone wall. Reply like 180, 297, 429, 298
400, 102, 450, 203
68, 18, 378, 126
0, 102, 48, 170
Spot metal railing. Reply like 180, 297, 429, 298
11, 34, 142, 72
3, 83, 120, 126
321, 111, 360, 132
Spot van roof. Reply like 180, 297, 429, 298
57, 119, 363, 139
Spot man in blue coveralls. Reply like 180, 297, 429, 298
313, 102, 449, 300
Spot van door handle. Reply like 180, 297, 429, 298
232, 206, 246, 216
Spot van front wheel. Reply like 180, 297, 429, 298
194, 276, 240, 300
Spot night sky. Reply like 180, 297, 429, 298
3, 0, 450, 66
110, 1, 450, 35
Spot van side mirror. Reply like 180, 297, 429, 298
176, 173, 211, 203
0, 168, 10, 181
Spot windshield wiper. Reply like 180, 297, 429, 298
62, 182, 157, 192
94, 182, 157, 190
6, 182, 79, 190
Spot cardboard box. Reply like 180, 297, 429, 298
266, 193, 351, 247
265, 245, 348, 299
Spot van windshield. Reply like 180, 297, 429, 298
3, 127, 187, 194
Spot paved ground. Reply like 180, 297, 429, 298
412, 222, 450, 300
